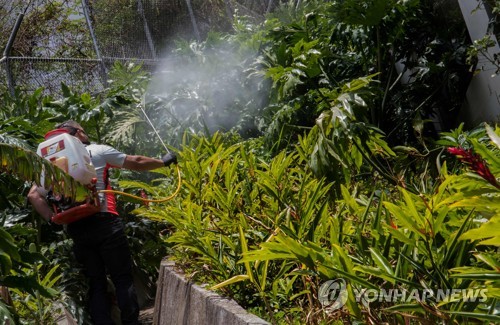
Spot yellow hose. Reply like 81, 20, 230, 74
98, 164, 182, 203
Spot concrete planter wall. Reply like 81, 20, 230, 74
153, 260, 270, 325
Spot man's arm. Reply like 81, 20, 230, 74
27, 185, 53, 223
122, 153, 177, 171
122, 155, 165, 171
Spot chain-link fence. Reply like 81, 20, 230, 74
0, 0, 288, 97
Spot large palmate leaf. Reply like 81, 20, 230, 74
0, 143, 88, 200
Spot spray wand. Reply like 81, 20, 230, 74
98, 95, 181, 203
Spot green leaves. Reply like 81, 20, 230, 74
384, 190, 426, 239
3, 274, 57, 299
332, 0, 396, 26
443, 312, 500, 323
0, 142, 89, 200
147, 118, 500, 323
0, 302, 15, 325
134, 132, 342, 321
210, 275, 250, 290
0, 224, 62, 323
0, 1, 495, 322
264, 39, 322, 100
459, 215, 500, 246
0, 227, 20, 276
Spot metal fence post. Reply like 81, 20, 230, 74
266, 0, 274, 14
185, 0, 201, 42
224, 0, 234, 24
137, 0, 157, 60
81, 0, 108, 87
2, 13, 25, 97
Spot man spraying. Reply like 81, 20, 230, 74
28, 120, 177, 325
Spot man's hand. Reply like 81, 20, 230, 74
162, 152, 177, 167
47, 214, 63, 231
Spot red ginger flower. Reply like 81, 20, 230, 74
447, 147, 500, 189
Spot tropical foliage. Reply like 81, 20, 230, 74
1, 0, 499, 324
130, 98, 500, 324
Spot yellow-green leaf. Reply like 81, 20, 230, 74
210, 275, 250, 290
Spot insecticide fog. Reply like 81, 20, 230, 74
146, 41, 267, 140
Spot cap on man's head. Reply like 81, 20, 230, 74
55, 120, 85, 136
56, 120, 82, 129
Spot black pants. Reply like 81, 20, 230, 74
67, 213, 139, 325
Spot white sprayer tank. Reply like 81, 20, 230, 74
36, 130, 96, 185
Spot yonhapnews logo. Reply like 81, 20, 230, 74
318, 279, 348, 310
319, 279, 488, 310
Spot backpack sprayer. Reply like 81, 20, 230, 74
37, 97, 181, 225
37, 129, 101, 224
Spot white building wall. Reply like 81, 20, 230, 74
458, 0, 500, 126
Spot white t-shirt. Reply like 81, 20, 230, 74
86, 143, 126, 215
